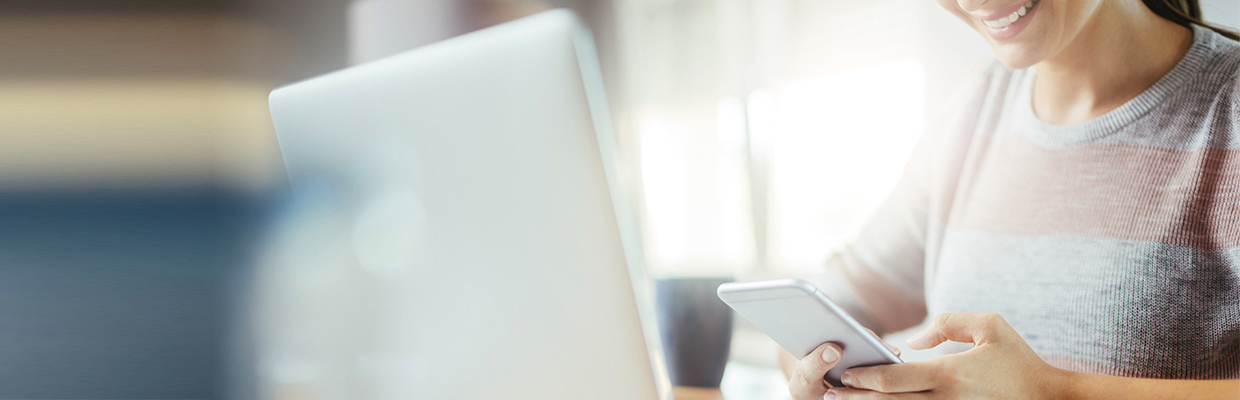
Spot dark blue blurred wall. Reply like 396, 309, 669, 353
0, 188, 274, 399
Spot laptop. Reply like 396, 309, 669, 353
266, 9, 669, 400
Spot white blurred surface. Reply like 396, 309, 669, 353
767, 60, 924, 271
262, 10, 666, 400
1202, 0, 1239, 29
720, 362, 791, 400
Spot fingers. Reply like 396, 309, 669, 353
882, 341, 901, 358
827, 387, 933, 400
867, 328, 901, 357
838, 361, 940, 393
825, 387, 890, 400
802, 342, 843, 380
905, 312, 1011, 350
789, 342, 843, 399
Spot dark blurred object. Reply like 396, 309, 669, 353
655, 276, 735, 388
0, 188, 273, 399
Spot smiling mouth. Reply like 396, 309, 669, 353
982, 0, 1039, 29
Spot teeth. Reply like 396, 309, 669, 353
985, 1, 1033, 29
986, 16, 1012, 28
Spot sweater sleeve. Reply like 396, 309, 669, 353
814, 59, 1005, 334
817, 140, 933, 334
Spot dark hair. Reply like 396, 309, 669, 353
1141, 0, 1240, 41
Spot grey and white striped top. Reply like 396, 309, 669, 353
824, 24, 1240, 379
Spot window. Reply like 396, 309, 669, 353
618, 0, 990, 277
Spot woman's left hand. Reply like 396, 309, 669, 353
829, 312, 1070, 400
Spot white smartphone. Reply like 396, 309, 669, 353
716, 278, 901, 387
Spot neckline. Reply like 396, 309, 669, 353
1018, 24, 1216, 148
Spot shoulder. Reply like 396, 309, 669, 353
1201, 26, 1240, 70
1190, 26, 1240, 147
933, 58, 1024, 141
906, 58, 1022, 191
1218, 39, 1240, 108
953, 58, 1020, 108
1198, 27, 1240, 97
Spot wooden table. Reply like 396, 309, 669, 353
669, 361, 791, 400
673, 386, 726, 400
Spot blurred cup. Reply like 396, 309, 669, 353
654, 276, 735, 388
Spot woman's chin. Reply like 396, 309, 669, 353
990, 44, 1046, 70
978, 20, 1054, 70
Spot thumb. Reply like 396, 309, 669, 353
905, 312, 1011, 350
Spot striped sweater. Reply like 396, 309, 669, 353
823, 25, 1240, 379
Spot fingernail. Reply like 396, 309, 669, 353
821, 345, 840, 363
824, 389, 837, 400
840, 372, 853, 387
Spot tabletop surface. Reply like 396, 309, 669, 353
673, 362, 790, 400
673, 386, 725, 400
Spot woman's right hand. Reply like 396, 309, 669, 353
786, 342, 844, 400
783, 331, 901, 400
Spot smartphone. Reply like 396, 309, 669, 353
716, 278, 901, 387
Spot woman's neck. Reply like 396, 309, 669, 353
1032, 2, 1193, 125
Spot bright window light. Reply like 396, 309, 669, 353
767, 59, 925, 271
640, 122, 690, 267
639, 97, 756, 276
714, 97, 756, 265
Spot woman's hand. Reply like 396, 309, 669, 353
785, 330, 902, 400
829, 312, 1068, 400
786, 342, 844, 400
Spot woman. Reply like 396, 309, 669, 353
784, 0, 1240, 399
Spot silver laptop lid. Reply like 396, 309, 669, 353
264, 9, 668, 400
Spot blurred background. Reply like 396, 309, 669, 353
0, 0, 1235, 398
